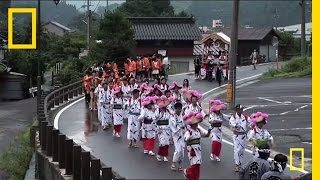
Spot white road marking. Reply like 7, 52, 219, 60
258, 97, 284, 104
243, 106, 256, 111
280, 111, 290, 115
203, 74, 262, 95
301, 142, 312, 145
269, 127, 312, 132
294, 105, 309, 112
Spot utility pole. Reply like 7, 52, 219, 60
300, 0, 306, 57
227, 0, 240, 109
37, 0, 41, 115
87, 0, 91, 51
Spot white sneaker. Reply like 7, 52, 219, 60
144, 150, 148, 154
115, 133, 120, 138
215, 156, 221, 162
183, 169, 187, 178
156, 155, 162, 161
112, 130, 115, 136
210, 154, 215, 161
163, 157, 168, 162
149, 151, 155, 156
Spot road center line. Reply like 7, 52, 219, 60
294, 105, 308, 112
258, 97, 285, 104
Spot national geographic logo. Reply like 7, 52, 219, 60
8, 8, 36, 49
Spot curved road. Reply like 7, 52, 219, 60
57, 63, 303, 179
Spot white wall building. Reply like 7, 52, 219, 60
277, 22, 312, 41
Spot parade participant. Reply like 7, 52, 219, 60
143, 55, 150, 80
127, 89, 142, 148
169, 103, 186, 171
229, 104, 252, 172
160, 77, 169, 91
121, 77, 131, 120
89, 71, 98, 111
95, 79, 104, 124
130, 58, 137, 78
261, 154, 292, 180
152, 77, 161, 88
100, 81, 113, 130
182, 79, 191, 90
153, 84, 163, 97
169, 82, 185, 104
155, 96, 172, 162
152, 58, 160, 79
248, 112, 274, 157
164, 90, 171, 99
136, 57, 143, 82
124, 60, 129, 76
183, 91, 206, 117
111, 87, 125, 138
239, 144, 272, 180
83, 71, 92, 104
138, 96, 158, 155
183, 112, 211, 180
208, 99, 228, 162
129, 77, 139, 91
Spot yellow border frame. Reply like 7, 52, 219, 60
289, 148, 305, 171
8, 8, 37, 49
313, 0, 317, 179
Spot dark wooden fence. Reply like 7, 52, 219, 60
33, 80, 125, 180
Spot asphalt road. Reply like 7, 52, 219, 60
56, 62, 306, 179
216, 78, 312, 159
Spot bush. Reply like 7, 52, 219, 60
0, 128, 33, 180
261, 56, 311, 79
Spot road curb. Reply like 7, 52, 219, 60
199, 77, 311, 173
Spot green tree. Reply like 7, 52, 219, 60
89, 11, 135, 65
277, 31, 299, 60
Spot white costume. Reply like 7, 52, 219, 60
208, 112, 228, 142
183, 103, 206, 117
169, 113, 186, 163
139, 108, 157, 139
122, 85, 131, 119
127, 97, 142, 141
95, 84, 103, 122
111, 97, 125, 125
100, 88, 113, 126
156, 109, 171, 146
172, 92, 185, 105
184, 127, 207, 165
247, 126, 273, 156
229, 113, 252, 167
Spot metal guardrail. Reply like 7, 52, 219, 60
33, 80, 125, 180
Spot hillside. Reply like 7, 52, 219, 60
171, 0, 312, 28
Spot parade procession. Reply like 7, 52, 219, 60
82, 62, 291, 180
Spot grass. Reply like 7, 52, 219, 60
261, 56, 312, 80
0, 127, 33, 180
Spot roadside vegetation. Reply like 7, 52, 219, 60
0, 127, 33, 180
261, 56, 312, 79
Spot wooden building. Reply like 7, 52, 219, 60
200, 27, 279, 66
129, 17, 201, 73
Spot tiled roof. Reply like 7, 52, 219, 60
45, 21, 71, 31
129, 17, 202, 41
212, 27, 278, 41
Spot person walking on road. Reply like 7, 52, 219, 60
229, 104, 252, 172
239, 144, 272, 180
250, 49, 258, 70
138, 96, 158, 156
208, 99, 228, 162
169, 103, 186, 171
261, 154, 292, 180
155, 96, 172, 162
111, 87, 125, 138
215, 63, 223, 86
247, 112, 274, 157
183, 112, 211, 180
127, 89, 141, 148
194, 56, 201, 80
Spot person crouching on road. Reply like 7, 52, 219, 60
127, 89, 142, 148
229, 104, 252, 172
155, 96, 172, 162
138, 96, 158, 155
111, 87, 125, 138
183, 112, 211, 180
208, 99, 228, 162
239, 144, 271, 180
169, 102, 186, 171
247, 112, 274, 157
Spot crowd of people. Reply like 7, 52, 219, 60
82, 63, 295, 180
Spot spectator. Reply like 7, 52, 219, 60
163, 56, 170, 79
194, 56, 201, 80
215, 63, 223, 86
250, 49, 258, 70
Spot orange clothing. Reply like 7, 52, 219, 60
131, 61, 137, 71
136, 60, 142, 72
152, 60, 160, 70
128, 60, 134, 73
124, 63, 129, 75
143, 58, 150, 71
83, 75, 92, 93
113, 63, 119, 73
157, 59, 163, 69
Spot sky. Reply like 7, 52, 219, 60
66, 0, 124, 11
